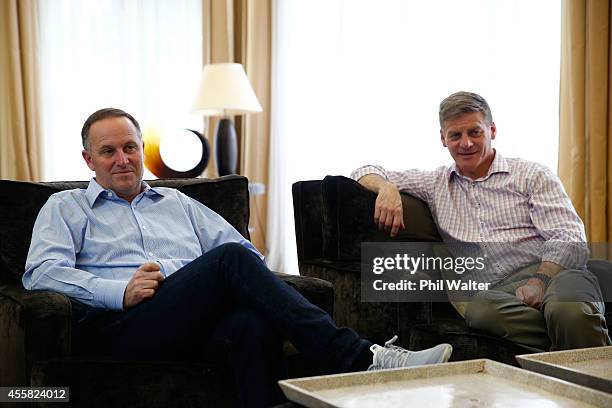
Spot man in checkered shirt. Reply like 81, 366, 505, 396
352, 91, 610, 351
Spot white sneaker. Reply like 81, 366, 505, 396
368, 335, 452, 370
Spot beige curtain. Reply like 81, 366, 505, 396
0, 0, 42, 181
559, 0, 612, 249
202, 0, 271, 252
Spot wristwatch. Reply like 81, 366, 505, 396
532, 272, 551, 288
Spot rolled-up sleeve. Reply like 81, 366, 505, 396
350, 164, 389, 182
351, 164, 436, 203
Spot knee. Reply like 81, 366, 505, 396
216, 242, 252, 257
214, 243, 261, 266
544, 301, 590, 326
543, 301, 609, 349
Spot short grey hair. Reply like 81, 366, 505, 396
439, 91, 493, 127
81, 108, 142, 150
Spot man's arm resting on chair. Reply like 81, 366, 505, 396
357, 173, 405, 237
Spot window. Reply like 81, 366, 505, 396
40, 0, 203, 181
270, 0, 561, 273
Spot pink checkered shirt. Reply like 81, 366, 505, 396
351, 151, 588, 284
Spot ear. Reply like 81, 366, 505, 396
82, 149, 95, 171
490, 122, 497, 140
440, 129, 447, 147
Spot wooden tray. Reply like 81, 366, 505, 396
517, 346, 612, 394
278, 359, 612, 407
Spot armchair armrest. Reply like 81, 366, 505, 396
0, 280, 71, 386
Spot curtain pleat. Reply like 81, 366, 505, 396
559, 0, 611, 256
0, 0, 42, 181
203, 0, 271, 253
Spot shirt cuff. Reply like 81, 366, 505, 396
155, 260, 168, 278
93, 279, 129, 311
350, 165, 388, 181
541, 242, 589, 270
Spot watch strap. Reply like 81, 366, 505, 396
532, 272, 551, 288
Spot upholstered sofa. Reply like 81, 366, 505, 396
292, 176, 612, 365
0, 176, 333, 407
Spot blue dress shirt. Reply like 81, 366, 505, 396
24, 179, 262, 311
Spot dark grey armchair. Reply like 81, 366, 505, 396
292, 175, 612, 365
0, 176, 333, 407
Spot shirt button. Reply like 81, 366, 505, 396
142, 226, 147, 230
148, 252, 153, 257
107, 192, 112, 197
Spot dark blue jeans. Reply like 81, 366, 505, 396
72, 243, 370, 407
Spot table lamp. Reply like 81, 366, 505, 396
191, 63, 262, 176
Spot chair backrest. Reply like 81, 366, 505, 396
0, 176, 250, 282
292, 175, 441, 263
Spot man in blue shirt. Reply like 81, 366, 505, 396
24, 108, 452, 407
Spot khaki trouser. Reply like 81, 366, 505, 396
463, 264, 612, 351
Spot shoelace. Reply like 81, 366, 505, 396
383, 335, 401, 348
370, 335, 412, 368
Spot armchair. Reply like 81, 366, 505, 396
0, 176, 333, 407
292, 176, 612, 365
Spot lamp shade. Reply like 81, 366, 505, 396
191, 63, 262, 117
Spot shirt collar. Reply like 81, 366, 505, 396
85, 178, 165, 207
448, 150, 510, 181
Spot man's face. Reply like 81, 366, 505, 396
440, 111, 496, 179
82, 116, 144, 202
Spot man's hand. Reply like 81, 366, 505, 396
357, 174, 406, 238
516, 261, 563, 309
123, 262, 164, 309
375, 183, 406, 237
515, 278, 545, 309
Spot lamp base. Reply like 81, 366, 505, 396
215, 118, 237, 176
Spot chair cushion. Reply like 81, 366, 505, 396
0, 176, 250, 282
